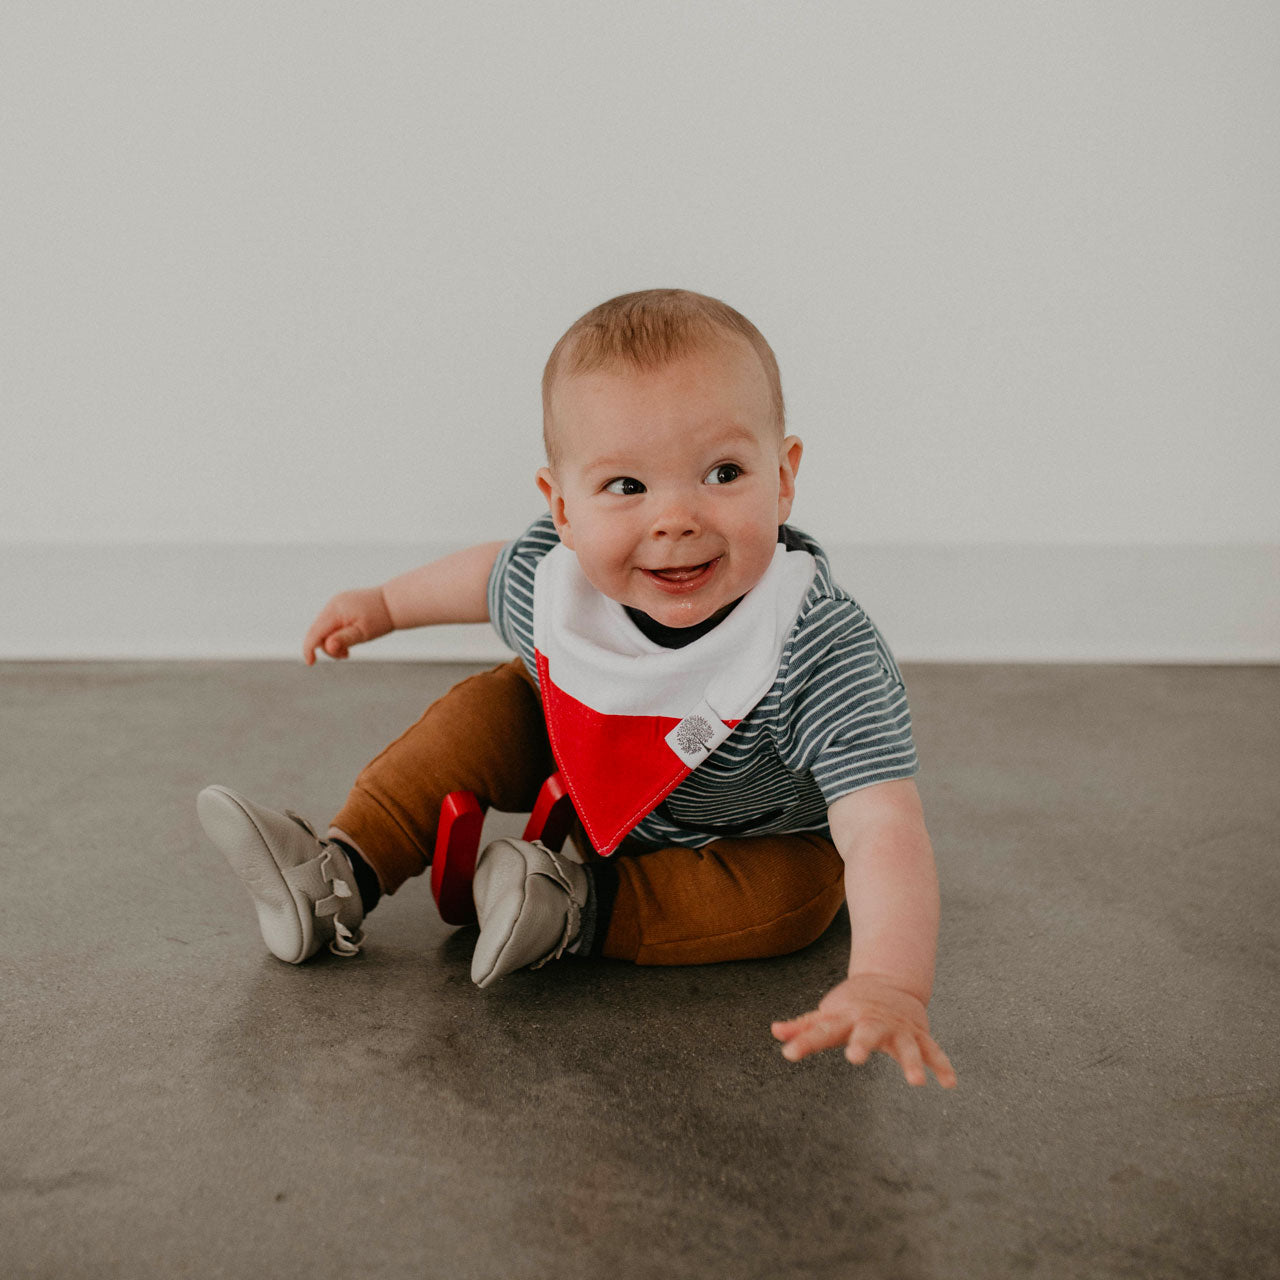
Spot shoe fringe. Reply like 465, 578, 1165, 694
329, 919, 364, 957
311, 844, 365, 958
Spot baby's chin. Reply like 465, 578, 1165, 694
628, 592, 728, 630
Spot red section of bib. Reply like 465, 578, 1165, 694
537, 650, 691, 855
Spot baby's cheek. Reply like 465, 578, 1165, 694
736, 539, 776, 588
575, 550, 627, 601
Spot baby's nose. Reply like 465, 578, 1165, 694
649, 499, 700, 538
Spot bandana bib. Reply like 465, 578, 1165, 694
533, 542, 816, 854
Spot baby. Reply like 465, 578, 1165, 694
198, 288, 956, 1088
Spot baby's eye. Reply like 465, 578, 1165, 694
704, 463, 742, 486
604, 476, 646, 496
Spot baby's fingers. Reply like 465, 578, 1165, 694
302, 624, 328, 665
302, 610, 341, 665
770, 1015, 809, 1041
854, 1029, 957, 1089
888, 1032, 928, 1086
324, 631, 353, 659
921, 1037, 958, 1089
842, 1017, 892, 1066
771, 1008, 830, 1041
777, 1013, 853, 1062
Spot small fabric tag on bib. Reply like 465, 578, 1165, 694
664, 700, 733, 767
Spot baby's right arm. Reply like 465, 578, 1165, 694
302, 540, 507, 665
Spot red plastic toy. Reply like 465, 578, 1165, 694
430, 772, 576, 926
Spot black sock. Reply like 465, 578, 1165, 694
331, 838, 382, 912
575, 857, 619, 956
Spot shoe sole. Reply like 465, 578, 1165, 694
197, 785, 313, 963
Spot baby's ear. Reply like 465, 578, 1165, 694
536, 467, 575, 549
777, 436, 803, 523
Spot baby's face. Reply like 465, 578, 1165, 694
537, 339, 802, 629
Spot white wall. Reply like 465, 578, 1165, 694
3, 2, 1277, 659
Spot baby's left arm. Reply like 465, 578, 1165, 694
771, 779, 957, 1087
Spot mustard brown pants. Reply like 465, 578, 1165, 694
331, 660, 846, 965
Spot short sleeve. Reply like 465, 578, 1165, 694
780, 597, 919, 804
487, 514, 560, 669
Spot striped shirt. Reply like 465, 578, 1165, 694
488, 515, 918, 849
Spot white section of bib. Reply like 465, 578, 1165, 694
533, 542, 816, 723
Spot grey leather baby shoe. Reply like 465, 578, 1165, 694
197, 785, 365, 963
470, 838, 589, 988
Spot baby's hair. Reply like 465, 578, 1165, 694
541, 288, 785, 467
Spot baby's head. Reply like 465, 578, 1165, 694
537, 289, 803, 630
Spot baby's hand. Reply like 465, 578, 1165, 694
772, 973, 957, 1088
302, 588, 395, 664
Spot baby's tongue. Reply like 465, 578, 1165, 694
651, 562, 707, 582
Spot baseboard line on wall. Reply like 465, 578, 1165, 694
3, 541, 1276, 663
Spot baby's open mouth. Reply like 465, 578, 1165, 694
642, 558, 721, 588
649, 562, 710, 581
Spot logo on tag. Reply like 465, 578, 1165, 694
665, 700, 731, 767
673, 715, 715, 756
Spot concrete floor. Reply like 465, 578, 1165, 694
4, 661, 1278, 1279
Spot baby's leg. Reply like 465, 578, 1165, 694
331, 658, 555, 895
198, 659, 552, 963
596, 833, 845, 966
